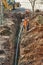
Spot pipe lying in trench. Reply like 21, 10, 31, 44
14, 23, 23, 65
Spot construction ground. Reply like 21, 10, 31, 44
0, 1, 43, 65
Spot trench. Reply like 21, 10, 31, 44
13, 23, 23, 65
13, 24, 20, 65
3, 12, 24, 65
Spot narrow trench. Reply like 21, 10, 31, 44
15, 23, 23, 65
15, 25, 20, 65
13, 13, 23, 65
13, 25, 20, 65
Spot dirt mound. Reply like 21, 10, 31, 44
0, 19, 16, 65
18, 22, 43, 65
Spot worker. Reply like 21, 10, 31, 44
23, 17, 29, 31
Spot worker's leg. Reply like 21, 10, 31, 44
23, 25, 26, 32
27, 24, 29, 31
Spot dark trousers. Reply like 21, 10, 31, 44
27, 24, 29, 31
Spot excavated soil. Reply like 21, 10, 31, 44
0, 19, 16, 65
18, 17, 43, 65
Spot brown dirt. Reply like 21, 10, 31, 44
18, 18, 43, 65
